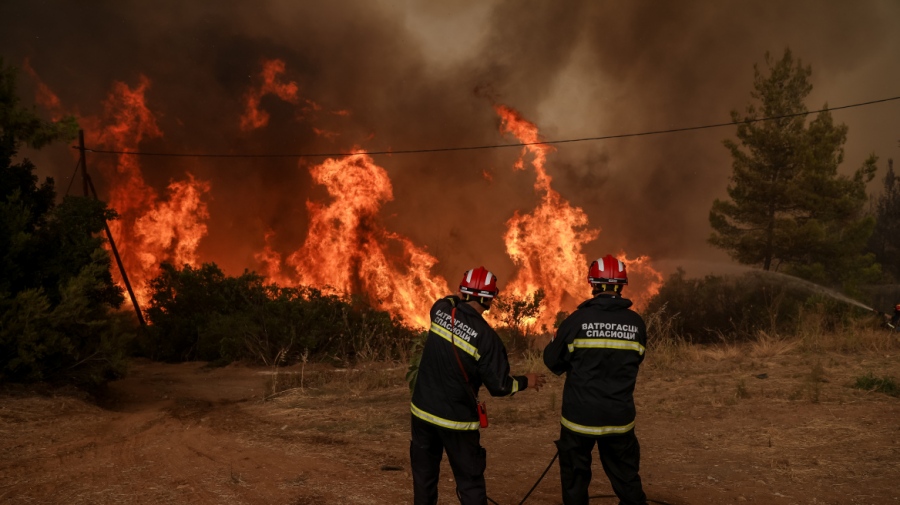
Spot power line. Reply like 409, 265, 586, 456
63, 157, 82, 196
72, 95, 900, 159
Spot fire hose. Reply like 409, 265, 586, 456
484, 449, 676, 505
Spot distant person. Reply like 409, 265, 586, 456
544, 255, 648, 505
410, 266, 545, 505
874, 303, 900, 331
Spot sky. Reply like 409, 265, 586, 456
2, 0, 899, 286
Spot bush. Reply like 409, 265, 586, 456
140, 262, 419, 365
644, 268, 867, 343
852, 373, 900, 397
0, 181, 133, 388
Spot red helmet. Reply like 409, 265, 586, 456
459, 266, 499, 300
588, 255, 628, 285
895, 303, 900, 311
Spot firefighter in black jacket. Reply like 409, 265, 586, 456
410, 266, 545, 505
544, 255, 648, 505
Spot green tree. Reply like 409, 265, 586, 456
709, 49, 877, 288
0, 58, 131, 387
868, 159, 900, 281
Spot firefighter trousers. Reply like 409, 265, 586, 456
555, 426, 647, 505
410, 415, 487, 505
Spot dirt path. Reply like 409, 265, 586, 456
1, 351, 899, 504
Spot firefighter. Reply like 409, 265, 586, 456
410, 266, 545, 505
544, 255, 648, 505
873, 303, 900, 331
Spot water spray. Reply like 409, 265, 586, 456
656, 260, 877, 312
749, 269, 875, 312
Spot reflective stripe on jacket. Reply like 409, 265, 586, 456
544, 294, 646, 436
411, 296, 526, 430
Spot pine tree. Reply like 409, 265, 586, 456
868, 159, 900, 281
709, 49, 877, 288
0, 58, 131, 386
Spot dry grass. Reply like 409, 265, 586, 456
749, 331, 798, 357
519, 349, 545, 373
688, 344, 744, 362
265, 363, 407, 400
260, 311, 900, 412
641, 302, 900, 371
644, 304, 691, 370
4, 330, 899, 505
791, 304, 900, 354
799, 324, 898, 354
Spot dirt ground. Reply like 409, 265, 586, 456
1, 346, 899, 505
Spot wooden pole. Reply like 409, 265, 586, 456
80, 130, 89, 197
79, 130, 146, 326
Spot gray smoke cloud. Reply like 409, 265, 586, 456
2, 0, 898, 286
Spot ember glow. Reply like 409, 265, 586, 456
83, 77, 211, 305
21, 59, 62, 119
495, 105, 661, 327
240, 59, 300, 131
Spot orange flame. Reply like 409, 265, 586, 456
495, 104, 660, 328
619, 253, 664, 308
82, 76, 211, 306
235, 60, 447, 326
496, 105, 598, 328
312, 127, 340, 140
240, 59, 300, 131
258, 152, 449, 328
254, 230, 294, 286
22, 59, 63, 119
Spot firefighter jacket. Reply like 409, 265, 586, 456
411, 296, 528, 431
543, 294, 646, 437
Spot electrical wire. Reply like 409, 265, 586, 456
71, 95, 900, 160
63, 158, 82, 196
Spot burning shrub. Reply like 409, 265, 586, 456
141, 262, 418, 365
492, 289, 547, 352
644, 268, 866, 343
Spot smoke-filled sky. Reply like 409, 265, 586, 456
3, 0, 899, 287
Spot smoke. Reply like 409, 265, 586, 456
2, 0, 899, 288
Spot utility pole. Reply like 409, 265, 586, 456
79, 130, 146, 326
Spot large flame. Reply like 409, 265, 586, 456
495, 104, 599, 328
239, 60, 448, 327
259, 152, 448, 328
495, 105, 661, 328
26, 57, 660, 332
82, 77, 211, 305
